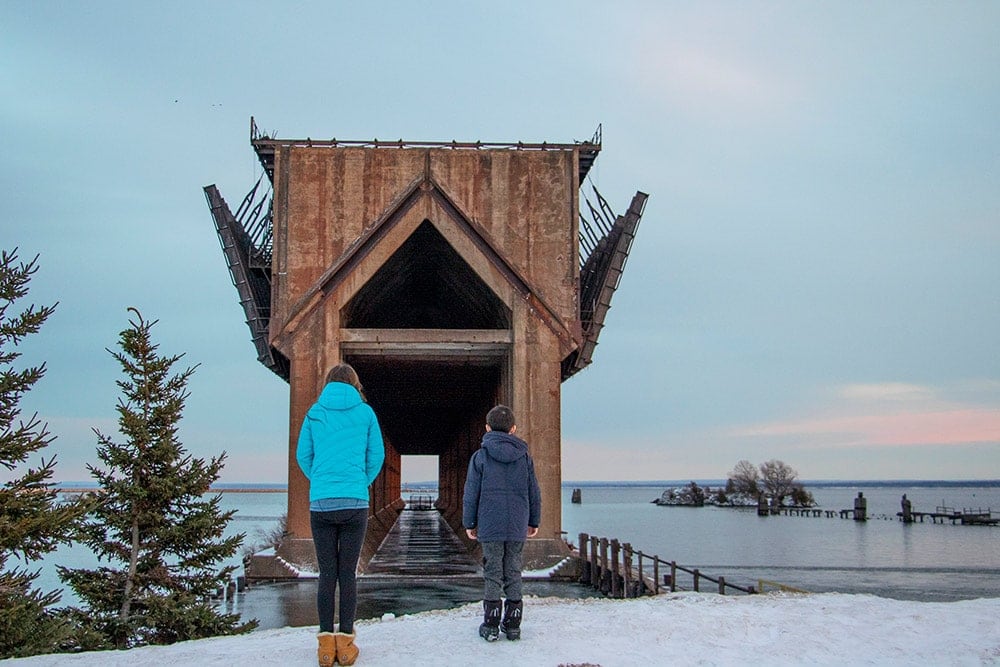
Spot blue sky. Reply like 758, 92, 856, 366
3, 1, 998, 484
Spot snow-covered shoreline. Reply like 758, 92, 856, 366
8, 592, 1000, 666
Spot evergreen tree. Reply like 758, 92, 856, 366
0, 249, 88, 658
59, 309, 256, 650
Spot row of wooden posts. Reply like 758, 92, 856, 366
211, 576, 245, 601
576, 533, 756, 598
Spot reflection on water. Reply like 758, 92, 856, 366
227, 578, 600, 631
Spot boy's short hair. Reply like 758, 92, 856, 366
486, 405, 516, 433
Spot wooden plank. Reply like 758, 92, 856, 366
342, 346, 508, 360
340, 333, 510, 360
341, 328, 511, 344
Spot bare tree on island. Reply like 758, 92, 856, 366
759, 459, 798, 502
58, 309, 256, 650
724, 458, 814, 507
0, 249, 90, 658
727, 459, 761, 496
759, 459, 814, 507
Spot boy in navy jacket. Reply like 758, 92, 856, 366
462, 405, 541, 641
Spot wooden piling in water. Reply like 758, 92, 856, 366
623, 542, 633, 596
853, 492, 867, 521
590, 535, 601, 589
599, 537, 609, 593
610, 539, 621, 597
637, 550, 644, 596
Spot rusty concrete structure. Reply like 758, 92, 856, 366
205, 119, 648, 572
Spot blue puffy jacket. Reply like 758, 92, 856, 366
296, 382, 385, 503
462, 430, 541, 542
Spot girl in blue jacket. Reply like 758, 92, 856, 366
297, 363, 384, 667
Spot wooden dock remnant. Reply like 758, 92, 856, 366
898, 505, 998, 525
853, 492, 867, 521
901, 494, 913, 523
576, 532, 756, 598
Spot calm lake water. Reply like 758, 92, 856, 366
31, 481, 1000, 629
562, 482, 1000, 601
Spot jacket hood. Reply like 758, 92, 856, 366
482, 430, 529, 463
316, 381, 364, 411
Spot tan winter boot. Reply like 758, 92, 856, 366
335, 631, 359, 666
317, 632, 337, 667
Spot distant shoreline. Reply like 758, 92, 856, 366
54, 479, 1000, 494
208, 487, 287, 493
56, 486, 289, 494
562, 479, 1000, 488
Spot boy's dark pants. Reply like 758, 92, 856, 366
311, 508, 368, 634
481, 540, 525, 601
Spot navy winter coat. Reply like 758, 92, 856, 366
462, 430, 542, 542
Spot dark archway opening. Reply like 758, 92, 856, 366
352, 356, 502, 457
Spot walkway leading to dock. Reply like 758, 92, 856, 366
365, 508, 480, 577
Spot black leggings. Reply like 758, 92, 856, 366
311, 508, 368, 633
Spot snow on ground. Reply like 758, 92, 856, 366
9, 592, 1000, 666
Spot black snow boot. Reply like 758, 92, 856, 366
479, 600, 502, 641
500, 599, 523, 640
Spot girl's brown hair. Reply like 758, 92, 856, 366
325, 363, 362, 392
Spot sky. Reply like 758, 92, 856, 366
2, 1, 998, 484
6, 592, 1000, 666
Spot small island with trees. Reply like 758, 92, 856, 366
654, 459, 815, 509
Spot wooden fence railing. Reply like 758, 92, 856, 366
576, 532, 757, 598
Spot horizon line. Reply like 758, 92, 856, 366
51, 477, 1000, 492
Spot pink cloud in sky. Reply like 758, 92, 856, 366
733, 408, 1000, 448
836, 382, 936, 402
